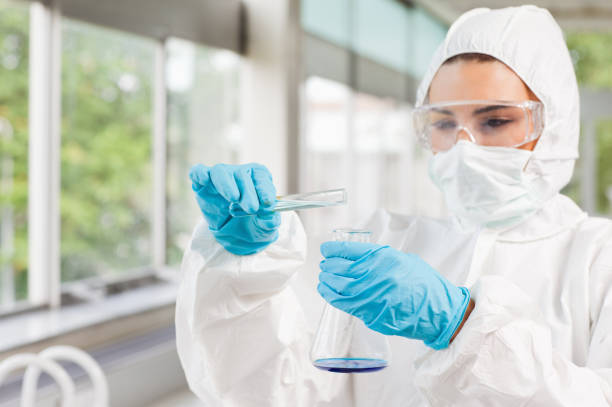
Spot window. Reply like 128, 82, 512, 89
596, 120, 612, 214
563, 32, 612, 215
0, 0, 242, 314
165, 38, 241, 266
300, 76, 445, 238
300, 0, 448, 238
301, 0, 447, 79
61, 19, 155, 281
299, 77, 351, 237
0, 0, 29, 307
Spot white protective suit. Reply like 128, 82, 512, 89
175, 5, 612, 406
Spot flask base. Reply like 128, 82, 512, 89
313, 358, 387, 373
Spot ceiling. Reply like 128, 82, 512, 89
411, 0, 612, 31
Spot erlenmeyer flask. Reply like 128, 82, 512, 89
310, 229, 391, 373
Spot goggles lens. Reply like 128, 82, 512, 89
413, 101, 544, 152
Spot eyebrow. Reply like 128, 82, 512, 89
473, 105, 512, 115
431, 105, 512, 116
431, 107, 453, 115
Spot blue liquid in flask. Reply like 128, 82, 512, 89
313, 358, 387, 373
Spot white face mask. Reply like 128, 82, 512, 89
429, 140, 546, 229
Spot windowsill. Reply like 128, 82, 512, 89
0, 271, 180, 359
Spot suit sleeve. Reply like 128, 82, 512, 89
175, 211, 352, 407
413, 271, 612, 406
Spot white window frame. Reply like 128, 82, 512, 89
152, 40, 168, 269
0, 0, 299, 360
6, 0, 239, 312
28, 0, 62, 307
25, 1, 171, 310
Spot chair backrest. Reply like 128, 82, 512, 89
0, 345, 108, 407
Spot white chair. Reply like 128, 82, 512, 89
0, 345, 109, 407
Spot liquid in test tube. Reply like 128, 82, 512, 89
229, 188, 347, 217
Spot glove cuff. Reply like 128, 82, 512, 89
424, 286, 471, 350
210, 216, 280, 256
214, 229, 279, 255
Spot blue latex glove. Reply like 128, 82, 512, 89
318, 241, 471, 350
189, 163, 281, 255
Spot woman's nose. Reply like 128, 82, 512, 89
455, 126, 476, 143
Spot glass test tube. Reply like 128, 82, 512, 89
228, 188, 346, 217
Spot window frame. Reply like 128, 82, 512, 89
27, 0, 62, 308
0, 0, 299, 363
0, 0, 237, 314
579, 88, 612, 215
26, 1, 170, 310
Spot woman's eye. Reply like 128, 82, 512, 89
432, 120, 457, 131
482, 118, 513, 128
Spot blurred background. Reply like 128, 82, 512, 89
0, 0, 611, 405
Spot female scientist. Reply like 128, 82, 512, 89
175, 5, 612, 406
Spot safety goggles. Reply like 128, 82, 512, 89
412, 100, 544, 152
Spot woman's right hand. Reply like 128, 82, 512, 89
189, 163, 281, 255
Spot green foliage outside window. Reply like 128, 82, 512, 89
0, 1, 28, 301
60, 20, 153, 281
565, 33, 612, 213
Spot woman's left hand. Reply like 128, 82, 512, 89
318, 241, 471, 350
